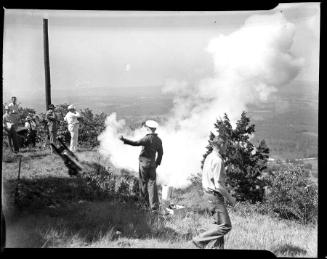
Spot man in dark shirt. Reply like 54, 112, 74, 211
46, 104, 59, 153
120, 120, 163, 212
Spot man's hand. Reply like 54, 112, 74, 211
228, 196, 236, 207
119, 135, 124, 141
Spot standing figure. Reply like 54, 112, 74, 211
192, 136, 236, 249
3, 106, 19, 153
64, 104, 81, 152
119, 120, 163, 212
8, 96, 20, 126
46, 104, 59, 153
25, 115, 37, 148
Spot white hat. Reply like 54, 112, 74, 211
145, 120, 158, 129
4, 105, 9, 110
68, 104, 75, 110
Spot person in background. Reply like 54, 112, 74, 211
46, 104, 59, 153
64, 104, 82, 152
119, 120, 163, 213
192, 136, 236, 249
3, 105, 19, 153
25, 115, 37, 148
8, 96, 21, 126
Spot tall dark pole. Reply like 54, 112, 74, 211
43, 18, 51, 110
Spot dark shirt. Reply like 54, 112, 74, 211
123, 133, 163, 166
45, 109, 58, 131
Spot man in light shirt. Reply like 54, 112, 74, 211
64, 104, 82, 152
8, 96, 20, 126
192, 136, 236, 249
3, 106, 19, 153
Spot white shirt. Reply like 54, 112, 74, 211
64, 111, 81, 126
8, 102, 19, 114
25, 121, 37, 130
202, 151, 226, 193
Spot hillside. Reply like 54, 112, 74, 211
2, 148, 317, 256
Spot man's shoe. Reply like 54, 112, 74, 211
192, 239, 205, 249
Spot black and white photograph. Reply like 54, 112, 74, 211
2, 3, 319, 255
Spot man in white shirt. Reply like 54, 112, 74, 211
3, 105, 19, 153
8, 96, 20, 125
192, 136, 236, 249
64, 104, 81, 152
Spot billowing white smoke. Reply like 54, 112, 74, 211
98, 13, 303, 188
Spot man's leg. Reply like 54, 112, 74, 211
7, 132, 14, 152
73, 125, 79, 152
193, 193, 231, 249
32, 130, 36, 147
147, 167, 159, 211
10, 127, 19, 152
138, 163, 149, 207
49, 130, 54, 153
69, 127, 75, 152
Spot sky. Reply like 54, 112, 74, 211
2, 3, 320, 109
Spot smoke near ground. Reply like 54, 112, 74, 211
98, 12, 304, 188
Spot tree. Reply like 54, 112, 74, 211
201, 112, 270, 203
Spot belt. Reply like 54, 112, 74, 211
204, 189, 223, 198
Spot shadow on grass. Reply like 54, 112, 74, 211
272, 243, 307, 256
4, 174, 186, 247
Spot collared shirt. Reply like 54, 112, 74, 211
8, 102, 19, 114
64, 111, 81, 126
202, 151, 226, 193
8, 103, 20, 124
3, 113, 15, 129
122, 133, 163, 166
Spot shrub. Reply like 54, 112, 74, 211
202, 112, 270, 203
264, 163, 318, 224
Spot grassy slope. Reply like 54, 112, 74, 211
2, 149, 317, 257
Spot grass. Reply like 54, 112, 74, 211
2, 148, 317, 256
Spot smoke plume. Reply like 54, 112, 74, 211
98, 13, 303, 188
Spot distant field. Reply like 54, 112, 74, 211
6, 80, 318, 159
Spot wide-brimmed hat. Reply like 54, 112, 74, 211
145, 120, 159, 129
68, 104, 75, 110
48, 104, 55, 109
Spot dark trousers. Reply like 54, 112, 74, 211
138, 157, 159, 211
6, 126, 19, 152
48, 129, 57, 153
193, 191, 232, 249
27, 130, 36, 147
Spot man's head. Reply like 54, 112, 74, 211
144, 120, 158, 133
4, 105, 10, 113
67, 104, 75, 112
26, 115, 32, 121
210, 136, 226, 155
11, 96, 17, 104
48, 104, 55, 110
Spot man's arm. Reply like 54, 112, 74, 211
155, 143, 163, 167
212, 161, 236, 206
46, 111, 55, 121
120, 136, 146, 146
